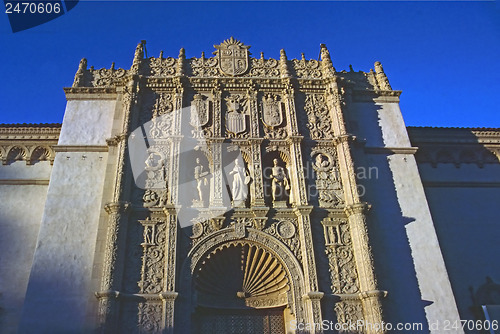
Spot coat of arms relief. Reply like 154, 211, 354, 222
225, 95, 248, 136
214, 37, 250, 76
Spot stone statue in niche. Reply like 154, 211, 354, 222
144, 151, 166, 189
271, 158, 290, 206
193, 158, 209, 206
229, 159, 250, 207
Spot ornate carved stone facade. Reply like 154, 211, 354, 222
74, 38, 391, 334
6, 38, 499, 334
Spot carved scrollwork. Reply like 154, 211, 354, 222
264, 218, 301, 262
247, 54, 280, 77
292, 54, 322, 79
305, 94, 334, 139
190, 53, 220, 77
138, 302, 163, 333
148, 56, 177, 77
334, 299, 365, 333
323, 218, 360, 295
138, 219, 166, 294
90, 64, 127, 87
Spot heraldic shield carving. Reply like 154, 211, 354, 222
225, 95, 247, 134
190, 94, 209, 127
261, 94, 283, 128
214, 37, 250, 76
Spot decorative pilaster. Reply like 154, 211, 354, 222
160, 292, 179, 334
247, 83, 260, 138
322, 51, 386, 332
212, 81, 222, 137
282, 80, 300, 136
97, 201, 131, 332
288, 136, 308, 206
250, 140, 265, 206
209, 139, 225, 208
294, 206, 323, 331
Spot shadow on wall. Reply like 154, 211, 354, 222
347, 102, 430, 330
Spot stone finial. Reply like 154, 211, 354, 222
131, 41, 146, 74
374, 61, 392, 90
177, 48, 185, 76
320, 43, 336, 77
72, 58, 87, 87
78, 58, 87, 71
134, 41, 145, 62
280, 49, 290, 78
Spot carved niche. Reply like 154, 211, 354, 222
311, 147, 344, 208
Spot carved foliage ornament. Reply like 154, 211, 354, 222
305, 94, 334, 139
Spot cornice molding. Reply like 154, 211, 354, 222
364, 146, 418, 155
53, 145, 109, 152
0, 179, 49, 185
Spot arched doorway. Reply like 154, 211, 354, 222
192, 243, 291, 334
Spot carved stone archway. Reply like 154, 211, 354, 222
175, 226, 310, 334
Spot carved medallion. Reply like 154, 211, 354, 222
261, 94, 283, 128
214, 37, 250, 76
190, 94, 209, 127
225, 95, 247, 135
277, 220, 296, 239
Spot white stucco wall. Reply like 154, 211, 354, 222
19, 98, 116, 333
58, 100, 116, 146
0, 161, 51, 334
348, 99, 463, 333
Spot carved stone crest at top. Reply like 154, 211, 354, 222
214, 37, 250, 76
261, 94, 283, 128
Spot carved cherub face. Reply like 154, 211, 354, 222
273, 158, 278, 166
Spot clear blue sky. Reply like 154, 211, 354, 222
0, 1, 498, 127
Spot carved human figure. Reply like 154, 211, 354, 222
271, 158, 290, 202
229, 159, 250, 206
315, 153, 329, 169
194, 158, 208, 202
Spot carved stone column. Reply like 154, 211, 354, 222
288, 136, 308, 206
250, 139, 265, 206
97, 201, 130, 332
344, 203, 385, 333
209, 139, 225, 208
97, 76, 139, 332
247, 83, 260, 138
282, 79, 299, 137
212, 81, 222, 137
320, 45, 386, 333
160, 292, 179, 334
294, 206, 323, 332
162, 207, 179, 332
325, 89, 385, 333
